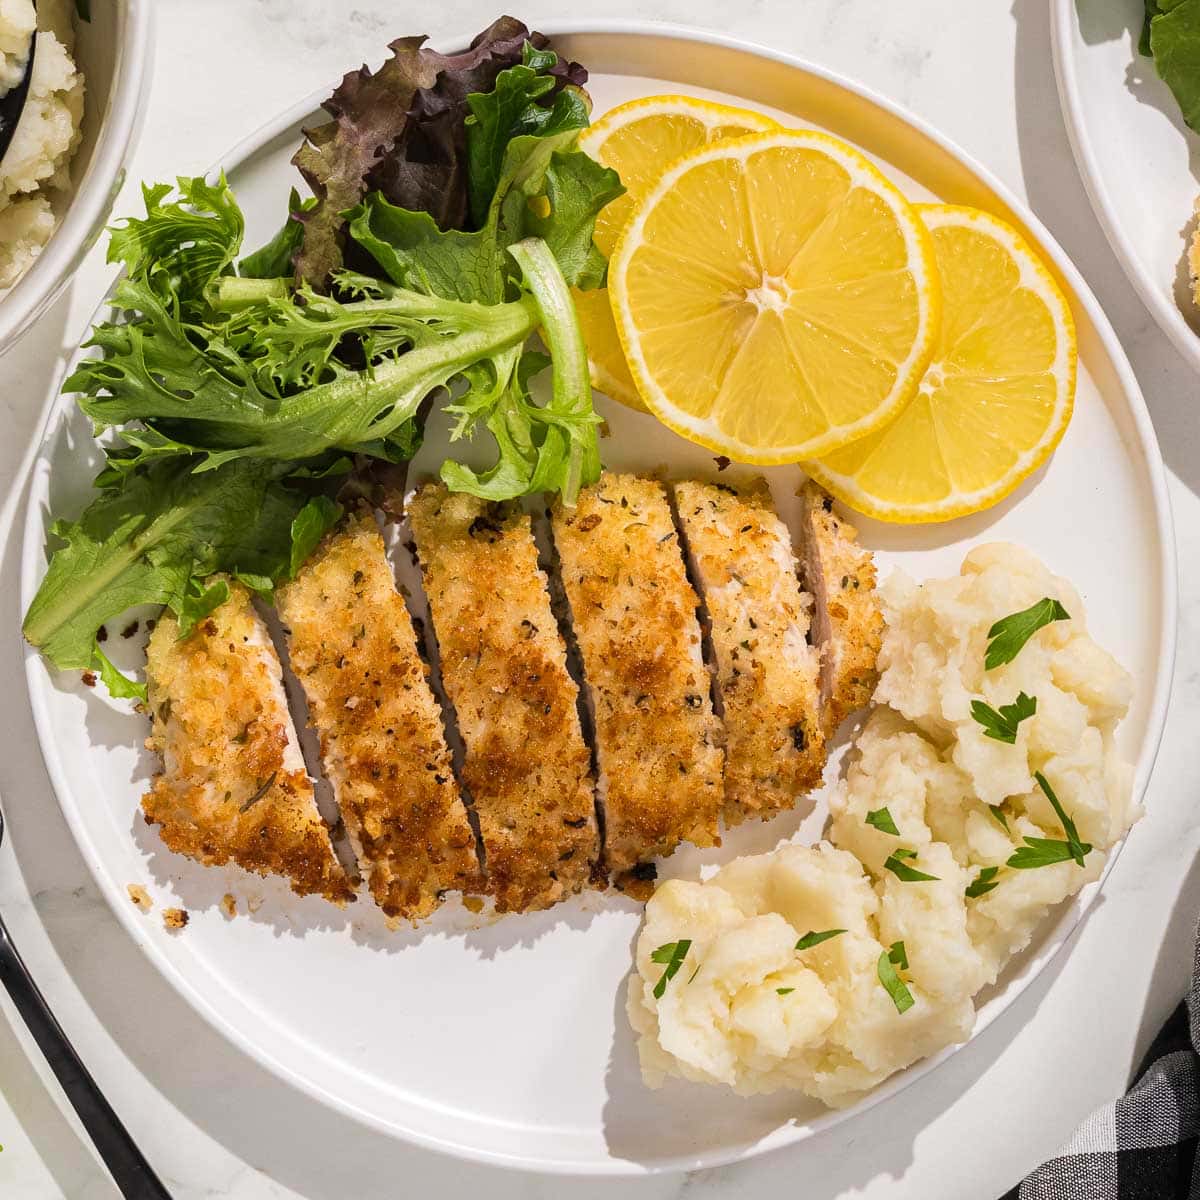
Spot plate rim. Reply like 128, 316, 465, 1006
19, 19, 1179, 1176
1049, 0, 1200, 375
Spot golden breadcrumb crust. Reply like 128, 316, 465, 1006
797, 481, 883, 734
409, 484, 598, 912
142, 581, 351, 903
277, 511, 479, 920
552, 474, 723, 881
674, 478, 826, 823
163, 907, 189, 930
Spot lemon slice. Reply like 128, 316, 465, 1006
575, 96, 778, 411
806, 205, 1076, 522
608, 130, 941, 462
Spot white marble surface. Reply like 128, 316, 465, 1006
0, 1, 1196, 1196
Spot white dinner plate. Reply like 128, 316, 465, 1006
1051, 0, 1200, 372
21, 23, 1176, 1175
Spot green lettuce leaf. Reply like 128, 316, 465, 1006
23, 458, 318, 672
464, 43, 591, 226
174, 578, 231, 641
238, 188, 314, 279
1149, 0, 1200, 130
94, 644, 146, 702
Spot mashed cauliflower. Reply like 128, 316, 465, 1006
0, 0, 84, 289
628, 543, 1135, 1105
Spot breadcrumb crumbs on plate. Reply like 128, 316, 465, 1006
462, 896, 485, 914
220, 893, 237, 919
126, 884, 152, 912
1189, 196, 1200, 308
246, 894, 263, 914
163, 907, 189, 931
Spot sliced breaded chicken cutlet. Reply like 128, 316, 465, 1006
408, 484, 598, 912
797, 481, 883, 735
276, 510, 479, 920
673, 478, 825, 824
142, 580, 351, 903
552, 474, 723, 888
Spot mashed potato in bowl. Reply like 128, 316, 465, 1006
0, 0, 84, 289
628, 543, 1135, 1105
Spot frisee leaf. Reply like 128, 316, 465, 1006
965, 866, 1001, 898
866, 806, 900, 836
106, 174, 244, 322
651, 939, 692, 999
795, 929, 846, 952
884, 850, 940, 883
985, 598, 1070, 670
970, 691, 1037, 744
989, 804, 1010, 832
877, 943, 914, 1013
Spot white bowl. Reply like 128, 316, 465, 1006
1051, 0, 1200, 374
0, 0, 154, 353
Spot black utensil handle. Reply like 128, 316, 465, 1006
0, 916, 171, 1199
0, 15, 36, 169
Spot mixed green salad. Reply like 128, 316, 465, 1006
1141, 0, 1200, 131
22, 17, 624, 698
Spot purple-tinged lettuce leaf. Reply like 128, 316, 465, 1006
292, 36, 441, 287
293, 17, 588, 286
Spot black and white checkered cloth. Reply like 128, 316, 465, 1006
1002, 928, 1200, 1198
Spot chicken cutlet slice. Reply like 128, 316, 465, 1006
673, 478, 825, 824
552, 474, 723, 888
142, 580, 351, 903
408, 484, 597, 912
276, 510, 479, 920
797, 481, 883, 735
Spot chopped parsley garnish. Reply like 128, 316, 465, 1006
776, 987, 795, 996
877, 941, 914, 1013
866, 806, 900, 835
1007, 838, 1087, 870
965, 866, 1001, 898
883, 849, 940, 882
1006, 772, 1092, 870
985, 598, 1070, 670
970, 692, 1037, 744
650, 939, 692, 999
989, 804, 1010, 832
795, 928, 846, 951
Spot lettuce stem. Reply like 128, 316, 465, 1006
506, 237, 599, 507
